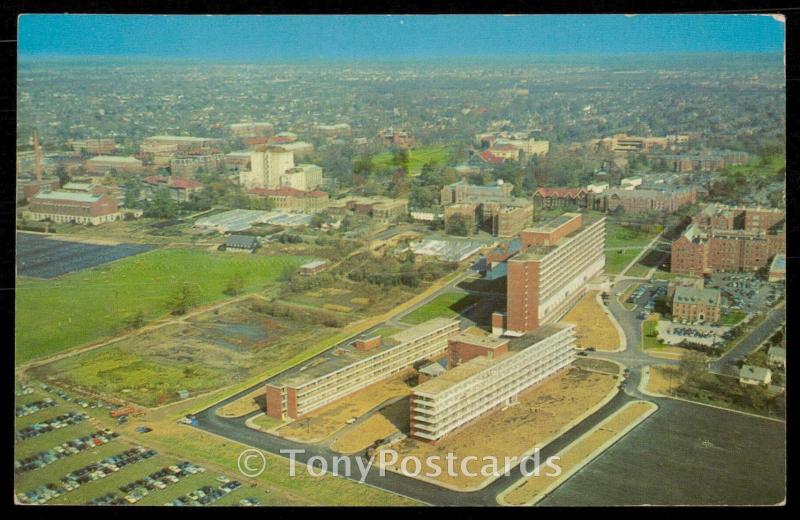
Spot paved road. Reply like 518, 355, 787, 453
709, 304, 786, 375
194, 378, 633, 506
190, 271, 783, 506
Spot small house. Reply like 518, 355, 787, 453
767, 347, 786, 370
298, 260, 327, 276
739, 365, 772, 386
224, 235, 260, 253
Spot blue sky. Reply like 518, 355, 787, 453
18, 14, 785, 60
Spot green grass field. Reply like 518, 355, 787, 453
372, 145, 454, 176
15, 248, 308, 364
605, 223, 659, 275
401, 292, 479, 324
642, 319, 665, 350
719, 310, 747, 326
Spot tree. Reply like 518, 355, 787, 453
678, 350, 708, 385
445, 214, 469, 236
147, 185, 177, 219
224, 273, 245, 296
280, 265, 296, 283
123, 177, 142, 209
55, 165, 71, 187
123, 310, 146, 330
165, 283, 199, 315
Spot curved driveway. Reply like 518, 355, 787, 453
190, 273, 780, 506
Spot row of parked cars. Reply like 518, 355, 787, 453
15, 411, 89, 442
15, 429, 119, 474
17, 447, 158, 504
16, 398, 57, 417
39, 382, 120, 411
86, 461, 207, 505
16, 385, 35, 397
669, 327, 715, 339
164, 480, 243, 506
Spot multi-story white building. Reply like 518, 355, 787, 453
242, 146, 295, 189
279, 164, 324, 191
410, 323, 576, 442
265, 318, 460, 420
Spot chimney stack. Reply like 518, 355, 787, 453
33, 129, 42, 184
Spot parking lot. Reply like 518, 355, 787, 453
538, 399, 785, 505
656, 321, 731, 349
623, 281, 668, 319
16, 232, 154, 279
14, 382, 253, 507
706, 273, 784, 314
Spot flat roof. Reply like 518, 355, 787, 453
674, 286, 721, 305
513, 213, 604, 262
146, 135, 217, 142
535, 212, 581, 231
87, 155, 140, 163
415, 324, 570, 396
300, 260, 327, 269
270, 317, 459, 387
33, 191, 102, 203
449, 332, 509, 350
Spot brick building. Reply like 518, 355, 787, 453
532, 187, 589, 210
24, 190, 120, 225
143, 175, 203, 203
68, 138, 117, 155
378, 128, 415, 149
493, 213, 606, 336
671, 205, 786, 276
671, 286, 722, 324
248, 187, 330, 213
84, 155, 142, 175
595, 187, 696, 214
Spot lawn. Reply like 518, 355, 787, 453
641, 319, 664, 350
605, 249, 642, 275
559, 291, 621, 351
330, 398, 408, 454
719, 310, 747, 326
275, 375, 412, 443
372, 145, 454, 176
604, 223, 659, 275
401, 292, 479, 324
16, 248, 308, 364
645, 365, 684, 396
606, 223, 657, 249
379, 369, 618, 491
625, 262, 652, 278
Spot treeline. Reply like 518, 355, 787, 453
250, 300, 345, 328
346, 253, 456, 289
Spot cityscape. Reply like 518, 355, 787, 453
14, 14, 787, 507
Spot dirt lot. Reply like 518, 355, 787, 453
32, 296, 331, 407
378, 368, 619, 490
274, 374, 414, 444
287, 281, 419, 321
559, 291, 621, 351
217, 387, 265, 418
646, 365, 685, 396
574, 357, 622, 376
330, 399, 409, 454
502, 400, 657, 505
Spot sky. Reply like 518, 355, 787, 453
18, 14, 785, 60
